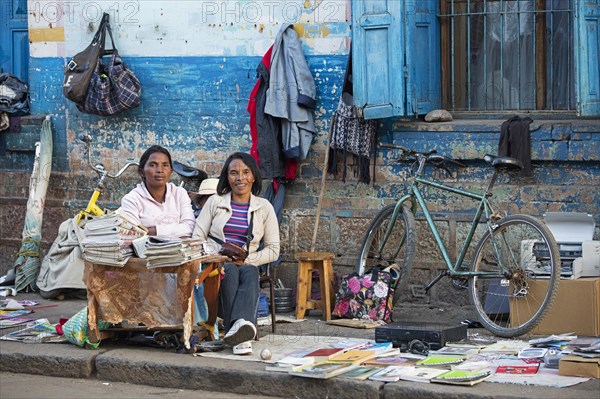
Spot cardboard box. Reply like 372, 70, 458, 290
559, 355, 600, 378
510, 277, 600, 336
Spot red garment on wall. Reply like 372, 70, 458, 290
247, 46, 297, 180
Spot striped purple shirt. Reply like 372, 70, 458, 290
223, 201, 250, 247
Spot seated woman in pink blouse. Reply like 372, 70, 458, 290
120, 145, 194, 237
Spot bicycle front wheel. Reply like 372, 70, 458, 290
469, 215, 561, 337
356, 203, 416, 295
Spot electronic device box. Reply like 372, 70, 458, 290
375, 321, 467, 350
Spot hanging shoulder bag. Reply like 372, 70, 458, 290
77, 14, 141, 116
63, 13, 108, 105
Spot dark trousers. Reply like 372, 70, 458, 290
219, 262, 259, 333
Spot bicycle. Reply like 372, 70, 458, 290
356, 143, 561, 337
75, 134, 139, 224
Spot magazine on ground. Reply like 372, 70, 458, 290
0, 317, 33, 329
0, 318, 56, 342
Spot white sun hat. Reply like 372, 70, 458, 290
196, 178, 219, 195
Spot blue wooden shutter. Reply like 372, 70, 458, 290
405, 1, 441, 115
576, 0, 600, 115
352, 0, 404, 119
0, 0, 29, 82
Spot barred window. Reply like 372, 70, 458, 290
441, 0, 575, 111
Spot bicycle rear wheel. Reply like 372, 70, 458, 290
356, 203, 416, 295
469, 215, 561, 337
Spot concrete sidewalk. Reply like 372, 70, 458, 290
1, 293, 599, 399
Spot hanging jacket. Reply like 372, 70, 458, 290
264, 23, 317, 161
498, 116, 533, 176
248, 46, 298, 180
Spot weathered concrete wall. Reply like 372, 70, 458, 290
1, 1, 599, 309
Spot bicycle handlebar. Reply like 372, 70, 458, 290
379, 142, 465, 174
78, 133, 139, 178
379, 142, 438, 159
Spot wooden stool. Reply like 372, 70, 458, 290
295, 251, 335, 320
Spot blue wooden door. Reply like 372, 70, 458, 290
352, 0, 441, 119
405, 1, 441, 115
352, 0, 404, 119
0, 0, 29, 82
576, 0, 600, 115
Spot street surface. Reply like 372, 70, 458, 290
0, 372, 282, 399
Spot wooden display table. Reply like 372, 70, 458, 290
83, 255, 227, 349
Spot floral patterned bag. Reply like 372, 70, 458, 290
332, 268, 394, 323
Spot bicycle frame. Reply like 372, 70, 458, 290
385, 157, 505, 279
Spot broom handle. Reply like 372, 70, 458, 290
310, 116, 334, 252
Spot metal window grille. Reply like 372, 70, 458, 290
440, 0, 575, 111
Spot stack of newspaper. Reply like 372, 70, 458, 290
80, 210, 147, 267
145, 236, 205, 269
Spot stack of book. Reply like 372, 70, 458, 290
565, 337, 600, 358
80, 211, 147, 266
145, 236, 205, 268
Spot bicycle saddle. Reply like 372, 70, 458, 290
172, 161, 208, 179
483, 154, 524, 170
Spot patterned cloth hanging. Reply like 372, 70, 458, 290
327, 49, 377, 184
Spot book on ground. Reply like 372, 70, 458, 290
289, 361, 359, 379
397, 366, 448, 383
329, 349, 378, 364
304, 348, 344, 359
338, 365, 382, 380
431, 370, 491, 386
451, 360, 491, 372
495, 363, 540, 374
565, 337, 600, 349
528, 334, 576, 348
368, 366, 409, 382
430, 346, 479, 358
265, 356, 316, 372
416, 355, 465, 367
446, 338, 497, 349
363, 354, 418, 367
479, 340, 529, 355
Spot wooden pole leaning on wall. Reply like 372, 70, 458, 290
295, 116, 336, 321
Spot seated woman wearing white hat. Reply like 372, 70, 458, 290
190, 178, 219, 218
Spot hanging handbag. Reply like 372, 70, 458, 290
63, 13, 109, 105
77, 16, 141, 116
332, 267, 394, 323
208, 213, 253, 265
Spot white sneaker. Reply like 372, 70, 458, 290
232, 341, 252, 355
224, 318, 256, 346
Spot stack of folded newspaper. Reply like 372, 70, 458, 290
80, 210, 147, 267
145, 236, 205, 269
